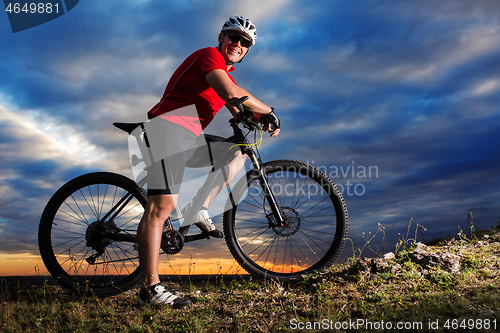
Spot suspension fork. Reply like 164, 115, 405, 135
247, 150, 284, 227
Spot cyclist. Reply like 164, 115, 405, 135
137, 16, 281, 307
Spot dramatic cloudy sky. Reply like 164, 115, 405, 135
1, 0, 499, 275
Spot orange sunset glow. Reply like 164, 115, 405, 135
0, 253, 246, 277
0, 253, 308, 277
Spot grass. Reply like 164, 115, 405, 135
1, 222, 499, 332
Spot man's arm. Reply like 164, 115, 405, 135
205, 69, 271, 115
206, 69, 280, 137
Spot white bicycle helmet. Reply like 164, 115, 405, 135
221, 16, 257, 46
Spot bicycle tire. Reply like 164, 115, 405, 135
223, 160, 348, 282
38, 172, 147, 296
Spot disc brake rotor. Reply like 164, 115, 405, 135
269, 206, 301, 237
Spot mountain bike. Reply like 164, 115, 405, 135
38, 97, 349, 296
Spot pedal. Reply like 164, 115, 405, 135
206, 229, 224, 238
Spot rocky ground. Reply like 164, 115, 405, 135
1, 228, 499, 332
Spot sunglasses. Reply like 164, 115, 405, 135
225, 32, 252, 48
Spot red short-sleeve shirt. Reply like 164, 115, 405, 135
147, 47, 235, 135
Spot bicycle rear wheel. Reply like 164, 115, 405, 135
38, 172, 147, 296
223, 160, 348, 281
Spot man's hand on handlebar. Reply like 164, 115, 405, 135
260, 109, 280, 137
230, 96, 280, 137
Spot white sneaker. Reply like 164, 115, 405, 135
138, 283, 192, 308
183, 205, 223, 238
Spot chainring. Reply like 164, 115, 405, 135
161, 229, 184, 255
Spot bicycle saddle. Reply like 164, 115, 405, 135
113, 122, 144, 134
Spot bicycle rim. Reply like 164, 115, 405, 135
224, 160, 348, 281
38, 172, 146, 296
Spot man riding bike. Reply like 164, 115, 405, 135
137, 16, 281, 307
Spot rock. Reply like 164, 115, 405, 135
390, 263, 402, 275
409, 242, 461, 273
357, 255, 399, 275
352, 242, 464, 279
384, 252, 395, 260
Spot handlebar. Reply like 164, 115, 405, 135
230, 95, 280, 133
229, 113, 260, 134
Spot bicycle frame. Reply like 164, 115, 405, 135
100, 117, 284, 246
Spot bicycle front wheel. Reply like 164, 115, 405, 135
38, 172, 147, 296
223, 160, 348, 281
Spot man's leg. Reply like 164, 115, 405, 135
136, 194, 177, 287
136, 194, 192, 308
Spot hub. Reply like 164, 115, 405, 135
85, 220, 117, 253
268, 206, 301, 237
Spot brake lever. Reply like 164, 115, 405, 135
230, 96, 254, 121
230, 96, 249, 113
